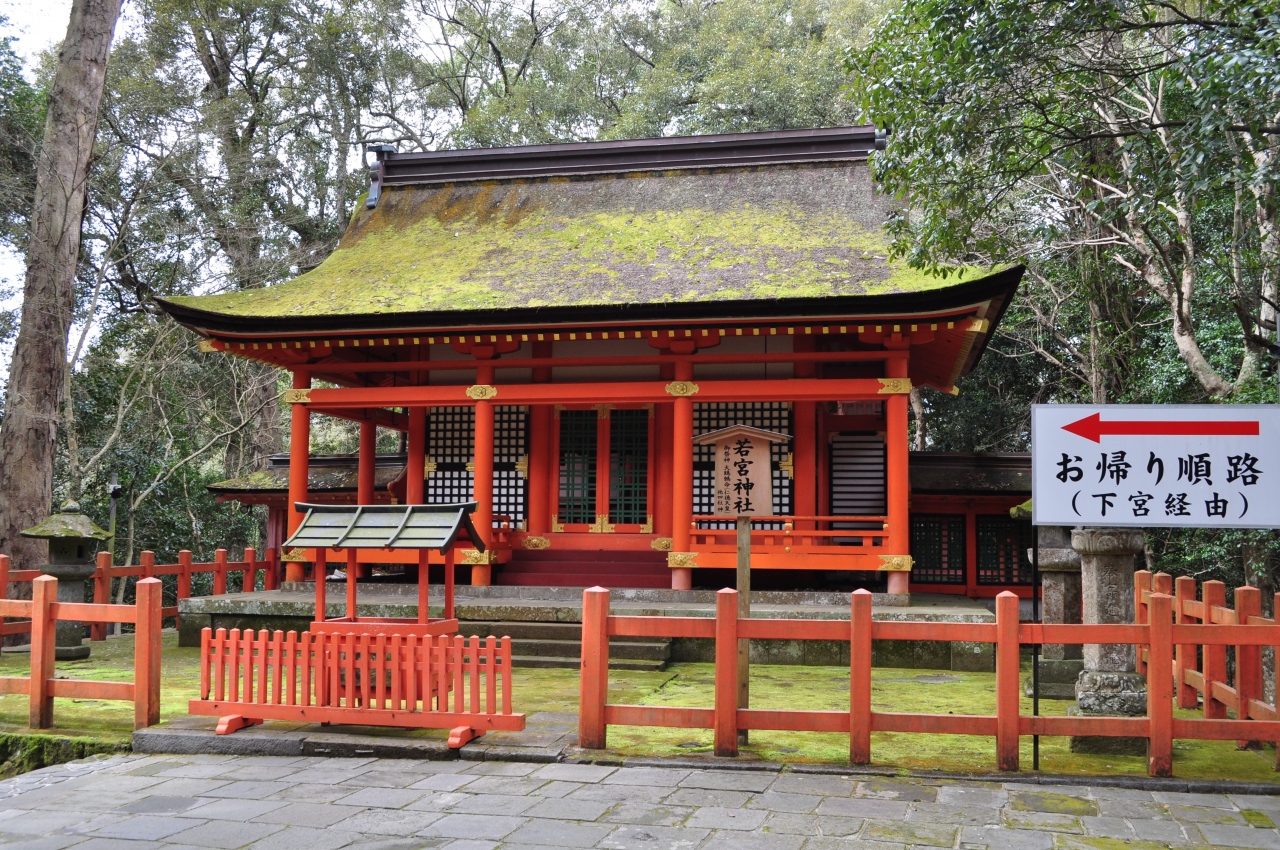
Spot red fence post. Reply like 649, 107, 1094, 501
178, 550, 192, 603
1235, 585, 1262, 747
850, 589, 872, 764
0, 553, 8, 599
265, 548, 279, 591
1134, 570, 1152, 674
578, 587, 610, 748
995, 591, 1019, 771
1174, 576, 1198, 709
714, 588, 739, 757
29, 576, 56, 729
91, 551, 111, 641
243, 547, 257, 593
1202, 581, 1227, 719
134, 577, 162, 729
140, 550, 155, 580
213, 549, 228, 596
1146, 592, 1174, 777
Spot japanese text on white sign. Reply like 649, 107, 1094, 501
1031, 405, 1280, 528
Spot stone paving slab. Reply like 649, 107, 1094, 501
2, 753, 1279, 848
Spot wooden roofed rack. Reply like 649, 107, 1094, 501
284, 501, 484, 552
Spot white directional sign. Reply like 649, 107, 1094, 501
1031, 405, 1280, 528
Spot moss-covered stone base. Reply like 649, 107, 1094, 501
0, 733, 127, 779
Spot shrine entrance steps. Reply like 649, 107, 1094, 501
496, 549, 671, 589
456, 620, 670, 671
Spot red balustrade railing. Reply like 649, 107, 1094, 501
579, 579, 1280, 777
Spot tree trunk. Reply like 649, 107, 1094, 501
0, 0, 122, 570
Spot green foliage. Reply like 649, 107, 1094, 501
0, 17, 44, 249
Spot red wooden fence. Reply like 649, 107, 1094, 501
580, 583, 1280, 777
0, 548, 278, 640
0, 575, 161, 730
189, 627, 524, 747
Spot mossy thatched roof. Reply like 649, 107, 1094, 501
162, 162, 1008, 331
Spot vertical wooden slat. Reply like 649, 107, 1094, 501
850, 589, 872, 764
344, 634, 356, 707
469, 636, 480, 713
28, 576, 56, 728
1202, 581, 1228, 719
1175, 576, 1199, 709
438, 639, 449, 713
213, 628, 227, 701
390, 634, 402, 710
304, 632, 316, 707
995, 591, 1020, 772
453, 636, 465, 713
714, 588, 739, 757
257, 630, 270, 704
284, 631, 297, 706
374, 634, 387, 710
485, 636, 497, 714
578, 588, 609, 748
133, 577, 163, 729
228, 629, 241, 702
199, 627, 212, 699
501, 636, 513, 715
1147, 592, 1174, 777
213, 549, 228, 596
1134, 570, 1152, 675
243, 630, 255, 704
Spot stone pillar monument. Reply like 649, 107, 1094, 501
1069, 526, 1147, 754
20, 502, 112, 661
1024, 525, 1082, 699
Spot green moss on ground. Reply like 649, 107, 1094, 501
0, 637, 1275, 782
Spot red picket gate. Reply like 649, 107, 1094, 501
190, 627, 523, 747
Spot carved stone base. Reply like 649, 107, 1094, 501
1069, 670, 1148, 754
1067, 705, 1148, 755
1022, 659, 1084, 700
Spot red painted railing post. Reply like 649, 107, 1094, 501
850, 589, 872, 764
578, 587, 610, 748
1202, 581, 1227, 719
1234, 585, 1262, 747
29, 576, 56, 729
243, 547, 257, 593
177, 550, 192, 604
134, 577, 162, 729
995, 591, 1019, 771
714, 588, 739, 757
213, 549, 228, 596
0, 553, 9, 599
1174, 576, 1198, 709
140, 550, 155, 580
1146, 592, 1174, 777
90, 552, 111, 641
1134, 570, 1152, 674
265, 547, 279, 591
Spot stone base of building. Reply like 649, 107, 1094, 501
1068, 670, 1148, 755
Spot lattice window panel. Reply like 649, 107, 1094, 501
558, 410, 597, 525
910, 514, 967, 585
609, 409, 649, 525
426, 405, 527, 526
976, 516, 1034, 585
694, 402, 792, 528
828, 433, 886, 546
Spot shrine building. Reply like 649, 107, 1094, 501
159, 126, 1029, 600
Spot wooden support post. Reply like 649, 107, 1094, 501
286, 370, 311, 583
0, 553, 7, 601
579, 587, 610, 748
406, 407, 427, 504
714, 588, 739, 757
1235, 585, 1262, 747
1134, 570, 1152, 674
1174, 576, 1198, 709
736, 516, 750, 744
243, 547, 257, 593
1146, 592, 1174, 777
670, 362, 695, 591
29, 576, 55, 729
91, 551, 111, 641
1202, 580, 1227, 719
792, 402, 817, 531
527, 406, 552, 534
473, 365, 495, 586
850, 589, 872, 764
358, 420, 376, 506
265, 547, 279, 591
134, 577, 162, 729
594, 406, 611, 528
346, 549, 358, 622
995, 591, 1020, 771
177, 550, 192, 604
445, 548, 456, 621
653, 403, 673, 538
418, 549, 430, 624
884, 358, 910, 595
314, 548, 327, 622
213, 549, 228, 596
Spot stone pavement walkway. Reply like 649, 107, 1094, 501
1, 753, 1278, 850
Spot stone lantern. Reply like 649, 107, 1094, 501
20, 501, 112, 660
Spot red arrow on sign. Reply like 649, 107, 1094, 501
1063, 412, 1260, 443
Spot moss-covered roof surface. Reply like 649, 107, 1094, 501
164, 163, 1000, 325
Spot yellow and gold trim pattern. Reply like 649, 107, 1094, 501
466, 384, 498, 400
522, 536, 550, 550
877, 378, 912, 395
283, 388, 312, 404
667, 551, 699, 568
651, 537, 673, 551
878, 555, 914, 572
665, 381, 699, 397
461, 549, 491, 565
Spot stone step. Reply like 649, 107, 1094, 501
509, 638, 669, 661
496, 572, 671, 589
457, 620, 670, 669
457, 621, 584, 641
510, 655, 667, 672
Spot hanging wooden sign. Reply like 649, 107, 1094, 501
694, 425, 790, 516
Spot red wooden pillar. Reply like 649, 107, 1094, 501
418, 549, 430, 624
345, 549, 358, 621
792, 338, 817, 530
714, 588, 739, 756
850, 589, 872, 763
995, 591, 1020, 771
578, 587, 610, 748
653, 403, 673, 539
406, 408, 426, 505
594, 407, 611, 528
313, 548, 327, 621
1174, 575, 1199, 709
527, 342, 553, 536
133, 577, 162, 729
670, 361, 695, 591
884, 356, 911, 595
1147, 592, 1174, 777
358, 420, 376, 505
286, 369, 311, 583
472, 364, 495, 586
